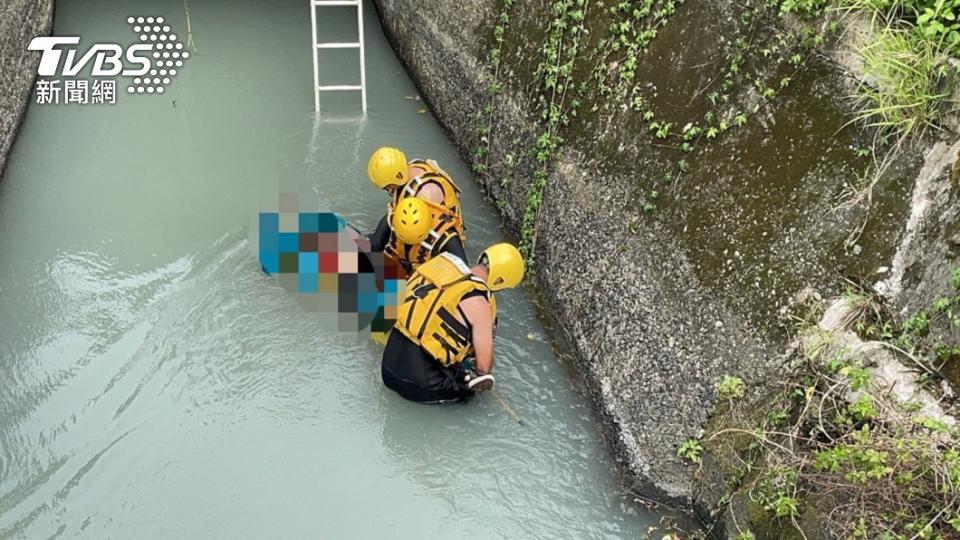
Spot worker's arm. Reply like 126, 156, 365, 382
460, 295, 494, 375
367, 215, 391, 252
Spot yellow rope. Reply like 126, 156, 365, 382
491, 389, 523, 424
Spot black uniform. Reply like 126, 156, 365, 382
380, 288, 488, 404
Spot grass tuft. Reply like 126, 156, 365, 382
852, 24, 956, 140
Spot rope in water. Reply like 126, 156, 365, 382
491, 389, 523, 424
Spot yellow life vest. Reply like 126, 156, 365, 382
384, 159, 466, 271
390, 158, 465, 239
395, 253, 497, 367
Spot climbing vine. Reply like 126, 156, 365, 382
473, 0, 515, 177
472, 0, 886, 269
593, 0, 687, 104
518, 0, 590, 264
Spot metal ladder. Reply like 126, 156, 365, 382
310, 0, 367, 113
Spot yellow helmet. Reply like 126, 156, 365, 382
367, 147, 408, 189
478, 243, 525, 291
391, 197, 432, 245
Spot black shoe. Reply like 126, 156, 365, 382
464, 372, 495, 393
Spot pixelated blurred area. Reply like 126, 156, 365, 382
258, 207, 406, 335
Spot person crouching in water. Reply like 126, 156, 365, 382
381, 243, 525, 403
366, 146, 467, 273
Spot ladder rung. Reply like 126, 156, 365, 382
315, 42, 360, 49
317, 85, 362, 91
310, 0, 366, 113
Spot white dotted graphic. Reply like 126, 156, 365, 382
126, 15, 190, 95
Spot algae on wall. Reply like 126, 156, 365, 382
478, 0, 921, 337
371, 0, 926, 502
374, 0, 950, 521
0, 0, 54, 178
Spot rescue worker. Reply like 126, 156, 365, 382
381, 243, 525, 403
366, 146, 467, 273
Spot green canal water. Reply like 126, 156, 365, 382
0, 0, 680, 537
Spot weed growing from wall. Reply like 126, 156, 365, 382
691, 270, 960, 538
